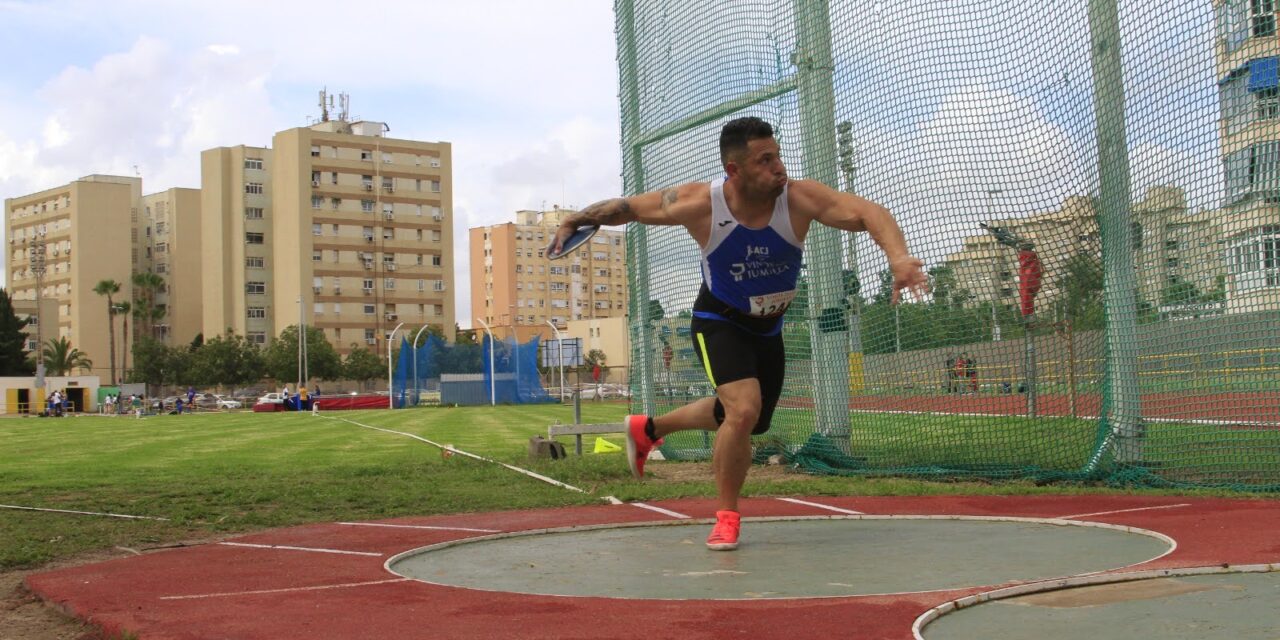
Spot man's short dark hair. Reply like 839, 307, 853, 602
719, 117, 774, 165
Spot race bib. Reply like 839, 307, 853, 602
748, 290, 797, 317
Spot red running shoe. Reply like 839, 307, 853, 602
706, 510, 741, 550
624, 414, 659, 479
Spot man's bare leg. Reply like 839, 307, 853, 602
651, 397, 718, 439
709, 378, 761, 513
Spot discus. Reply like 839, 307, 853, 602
547, 225, 599, 260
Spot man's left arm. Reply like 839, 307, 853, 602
791, 179, 928, 303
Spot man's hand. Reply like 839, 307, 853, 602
889, 255, 929, 305
546, 223, 578, 257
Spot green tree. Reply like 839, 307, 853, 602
1160, 278, 1203, 306
0, 289, 34, 376
188, 332, 265, 388
264, 325, 341, 382
131, 271, 166, 339
93, 279, 121, 384
646, 300, 665, 322
342, 346, 385, 387
132, 336, 194, 387
41, 337, 93, 376
1055, 253, 1104, 331
454, 324, 479, 346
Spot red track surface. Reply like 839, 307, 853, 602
26, 496, 1280, 640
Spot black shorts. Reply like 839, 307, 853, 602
690, 316, 785, 435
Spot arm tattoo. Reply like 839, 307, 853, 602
661, 187, 678, 213
574, 198, 633, 227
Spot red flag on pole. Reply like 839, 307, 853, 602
1018, 249, 1043, 317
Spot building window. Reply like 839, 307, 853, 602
363, 304, 375, 315
430, 157, 441, 168
245, 232, 265, 244
432, 254, 441, 266
247, 332, 266, 344
361, 150, 372, 161
245, 207, 264, 219
430, 179, 441, 192
361, 199, 374, 212
246, 256, 264, 268
310, 145, 320, 157
246, 282, 266, 295
382, 152, 392, 164
384, 278, 396, 290
1225, 141, 1280, 203
244, 158, 263, 170
1227, 225, 1280, 291
247, 307, 266, 319
245, 183, 264, 195
311, 195, 323, 209
313, 223, 323, 236
418, 279, 426, 292
363, 278, 374, 291
331, 197, 342, 210
312, 250, 322, 262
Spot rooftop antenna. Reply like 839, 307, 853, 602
338, 93, 350, 122
319, 88, 330, 122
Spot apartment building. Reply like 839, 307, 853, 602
943, 186, 1220, 314
4, 175, 140, 380
139, 188, 202, 346
469, 207, 627, 341
201, 117, 455, 353
1215, 0, 1280, 313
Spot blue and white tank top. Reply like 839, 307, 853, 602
692, 177, 803, 335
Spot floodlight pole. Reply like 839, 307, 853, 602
476, 317, 496, 405
547, 320, 565, 402
412, 325, 431, 407
388, 321, 405, 409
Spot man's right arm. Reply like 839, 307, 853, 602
549, 183, 703, 254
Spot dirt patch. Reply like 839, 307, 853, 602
649, 461, 799, 483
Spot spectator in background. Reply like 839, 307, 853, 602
132, 394, 143, 418
187, 386, 196, 408
953, 354, 968, 394
966, 355, 978, 394
945, 354, 957, 393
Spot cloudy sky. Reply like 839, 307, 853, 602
1, 0, 1225, 327
0, 0, 621, 328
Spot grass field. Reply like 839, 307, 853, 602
1, 405, 1276, 571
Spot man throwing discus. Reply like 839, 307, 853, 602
549, 117, 928, 550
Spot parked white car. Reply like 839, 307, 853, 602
257, 392, 286, 405
213, 395, 243, 409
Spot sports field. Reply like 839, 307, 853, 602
2, 405, 1266, 572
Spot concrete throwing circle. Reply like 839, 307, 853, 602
387, 517, 1171, 600
924, 572, 1280, 639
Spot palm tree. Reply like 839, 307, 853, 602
42, 337, 93, 376
114, 301, 132, 382
93, 279, 121, 384
131, 271, 166, 338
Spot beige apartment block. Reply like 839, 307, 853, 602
470, 207, 627, 342
565, 315, 629, 371
140, 188, 202, 347
943, 186, 1221, 315
1214, 0, 1280, 313
202, 119, 455, 354
5, 175, 140, 382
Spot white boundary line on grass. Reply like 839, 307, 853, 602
0, 504, 169, 521
320, 414, 589, 495
848, 407, 1278, 428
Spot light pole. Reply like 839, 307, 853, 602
986, 189, 1004, 342
411, 324, 431, 407
387, 321, 405, 409
25, 231, 47, 392
546, 320, 566, 402
476, 317, 496, 405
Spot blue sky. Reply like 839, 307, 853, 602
0, 0, 623, 328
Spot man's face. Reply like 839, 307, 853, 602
728, 137, 787, 200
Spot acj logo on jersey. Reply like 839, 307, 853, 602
729, 245, 791, 283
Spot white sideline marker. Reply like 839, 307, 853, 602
338, 522, 500, 533
628, 502, 691, 519
218, 542, 382, 557
1058, 503, 1193, 520
776, 497, 865, 515
160, 578, 410, 601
